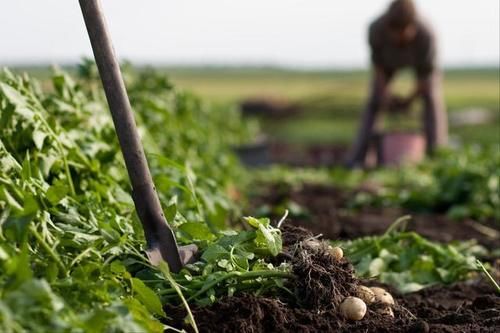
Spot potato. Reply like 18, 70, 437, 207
356, 285, 375, 304
328, 246, 343, 260
370, 287, 395, 305
340, 296, 367, 321
377, 305, 394, 317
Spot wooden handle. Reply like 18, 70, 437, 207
79, 0, 182, 272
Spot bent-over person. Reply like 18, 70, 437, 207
347, 0, 448, 168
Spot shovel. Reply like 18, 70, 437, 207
79, 0, 197, 273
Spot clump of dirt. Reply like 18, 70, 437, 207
279, 223, 313, 246
282, 225, 358, 309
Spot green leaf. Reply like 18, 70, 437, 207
178, 222, 215, 241
216, 231, 254, 248
1, 188, 23, 211
164, 203, 177, 223
38, 153, 58, 178
3, 214, 34, 242
32, 130, 47, 151
130, 278, 165, 318
4, 243, 33, 289
201, 244, 229, 262
110, 261, 126, 274
0, 82, 27, 107
46, 185, 68, 205
368, 258, 386, 276
256, 223, 282, 256
0, 245, 10, 260
123, 298, 166, 333
245, 216, 270, 229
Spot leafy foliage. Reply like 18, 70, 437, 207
0, 66, 279, 332
150, 217, 291, 307
339, 221, 485, 293
0, 68, 156, 332
349, 147, 500, 223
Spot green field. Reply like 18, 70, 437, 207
12, 65, 500, 146
165, 67, 499, 146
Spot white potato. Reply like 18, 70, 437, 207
328, 246, 343, 260
370, 287, 395, 305
356, 285, 375, 304
340, 296, 367, 321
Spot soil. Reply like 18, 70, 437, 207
400, 281, 500, 332
165, 225, 500, 333
269, 142, 349, 167
240, 98, 301, 118
250, 183, 500, 250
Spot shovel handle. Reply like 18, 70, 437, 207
79, 0, 183, 272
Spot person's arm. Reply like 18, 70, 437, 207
369, 19, 390, 102
373, 66, 391, 105
397, 77, 430, 108
409, 24, 436, 103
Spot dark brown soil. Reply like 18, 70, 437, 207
282, 227, 359, 309
400, 281, 500, 332
269, 142, 349, 167
169, 283, 499, 333
240, 97, 301, 118
251, 183, 500, 250
165, 225, 499, 333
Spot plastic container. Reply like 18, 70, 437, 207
379, 132, 426, 167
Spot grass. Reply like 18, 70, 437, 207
264, 118, 357, 145
167, 67, 499, 147
11, 65, 500, 146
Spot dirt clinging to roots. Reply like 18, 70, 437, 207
282, 225, 358, 309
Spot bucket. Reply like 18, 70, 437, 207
379, 132, 426, 166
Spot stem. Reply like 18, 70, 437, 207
159, 262, 199, 333
0, 177, 11, 185
477, 260, 500, 294
30, 225, 67, 277
277, 209, 289, 229
384, 215, 411, 236
70, 247, 100, 267
187, 270, 294, 302
35, 114, 76, 196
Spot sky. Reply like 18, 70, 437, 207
0, 0, 498, 68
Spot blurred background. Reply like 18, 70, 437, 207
1, 0, 498, 151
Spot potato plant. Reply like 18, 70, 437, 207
339, 223, 485, 293
0, 67, 283, 332
349, 147, 500, 223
